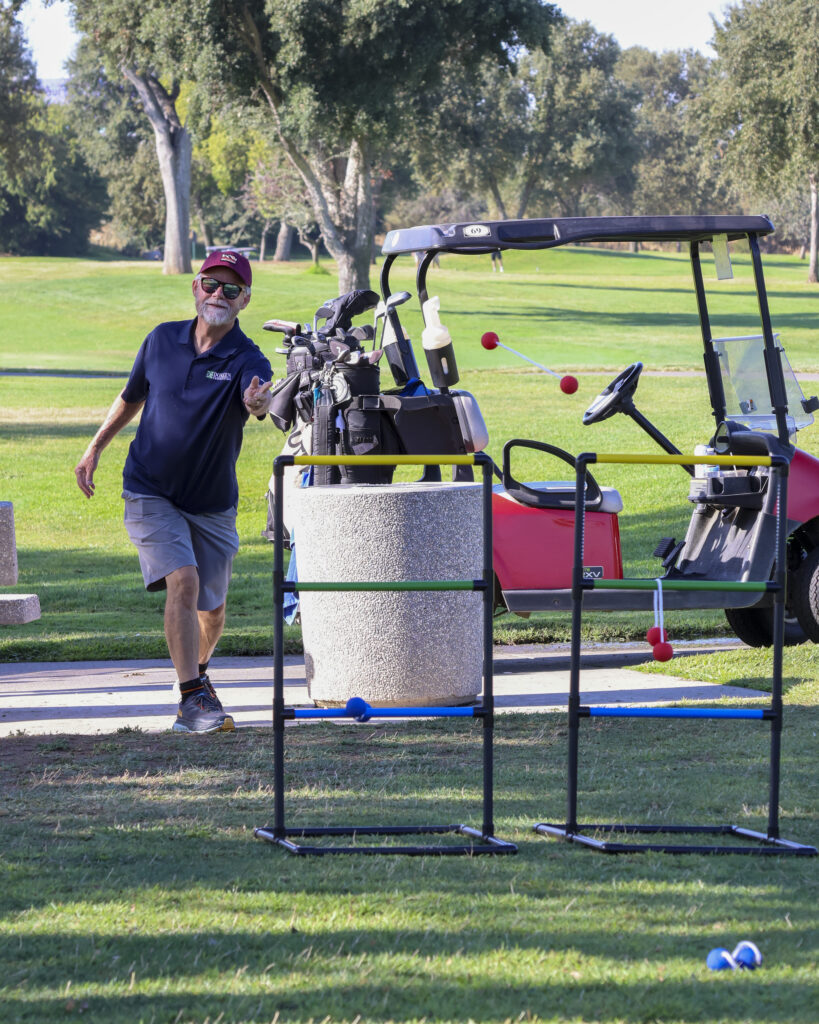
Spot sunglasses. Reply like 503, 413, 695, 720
198, 276, 246, 300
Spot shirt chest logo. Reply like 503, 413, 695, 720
206, 370, 232, 382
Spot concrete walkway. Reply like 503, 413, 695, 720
0, 641, 767, 736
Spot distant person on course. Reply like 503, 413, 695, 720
75, 250, 273, 734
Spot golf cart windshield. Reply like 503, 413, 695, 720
714, 334, 814, 436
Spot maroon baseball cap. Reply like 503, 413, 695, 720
199, 249, 252, 287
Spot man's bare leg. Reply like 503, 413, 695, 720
164, 565, 200, 684
198, 604, 226, 668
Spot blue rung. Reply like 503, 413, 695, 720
291, 709, 348, 719
585, 707, 766, 720
290, 702, 478, 721
367, 706, 477, 718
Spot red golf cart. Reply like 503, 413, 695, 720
379, 215, 819, 646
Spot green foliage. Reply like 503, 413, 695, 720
617, 47, 730, 217
0, 2, 40, 179
66, 38, 166, 251
412, 17, 638, 221
711, 0, 819, 192
708, 0, 819, 276
0, 7, 105, 255
518, 20, 638, 217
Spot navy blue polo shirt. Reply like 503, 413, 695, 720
121, 319, 271, 513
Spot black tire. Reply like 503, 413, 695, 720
724, 606, 806, 647
791, 545, 819, 642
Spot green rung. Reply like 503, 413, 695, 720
585, 578, 775, 592
289, 580, 480, 592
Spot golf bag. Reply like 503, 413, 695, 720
263, 290, 489, 539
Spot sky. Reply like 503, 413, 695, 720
19, 0, 728, 81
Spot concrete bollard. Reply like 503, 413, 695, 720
0, 502, 41, 625
0, 502, 19, 586
291, 482, 483, 707
0, 594, 41, 625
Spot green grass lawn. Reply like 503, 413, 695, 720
2, 247, 819, 373
3, 249, 819, 661
1, 708, 817, 1024
2, 252, 818, 1023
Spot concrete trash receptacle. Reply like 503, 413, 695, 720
291, 481, 483, 707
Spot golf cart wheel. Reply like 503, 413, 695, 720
724, 607, 805, 648
791, 545, 819, 642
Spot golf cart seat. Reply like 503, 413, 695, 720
494, 481, 623, 514
498, 438, 622, 513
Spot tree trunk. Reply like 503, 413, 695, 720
274, 221, 294, 261
808, 171, 818, 284
487, 173, 509, 220
123, 68, 192, 275
239, 8, 374, 292
258, 218, 271, 262
193, 195, 212, 249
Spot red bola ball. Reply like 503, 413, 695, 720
481, 331, 500, 350
653, 641, 674, 662
646, 626, 668, 646
560, 375, 579, 395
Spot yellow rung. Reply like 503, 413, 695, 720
593, 453, 772, 467
292, 454, 477, 467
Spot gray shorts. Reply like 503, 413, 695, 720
123, 493, 239, 611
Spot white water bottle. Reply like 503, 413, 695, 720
421, 296, 459, 389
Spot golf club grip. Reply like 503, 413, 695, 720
383, 308, 421, 385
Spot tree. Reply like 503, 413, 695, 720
69, 0, 198, 273
411, 19, 637, 222
616, 47, 732, 221
0, 2, 39, 179
193, 0, 558, 291
0, 5, 104, 255
66, 38, 166, 252
708, 0, 819, 281
408, 61, 530, 219
241, 143, 323, 266
515, 21, 638, 218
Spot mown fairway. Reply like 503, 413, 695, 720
2, 249, 819, 659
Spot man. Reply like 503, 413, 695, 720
75, 250, 273, 734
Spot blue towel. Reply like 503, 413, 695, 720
400, 377, 432, 397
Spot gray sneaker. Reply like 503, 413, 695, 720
199, 672, 224, 711
172, 686, 234, 733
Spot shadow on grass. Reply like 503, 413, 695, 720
1, 422, 134, 441
456, 305, 819, 334
2, 975, 816, 1024
2, 717, 816, 1021
0, 565, 290, 662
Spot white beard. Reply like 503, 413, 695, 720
197, 298, 235, 326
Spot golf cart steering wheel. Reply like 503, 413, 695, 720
583, 362, 643, 426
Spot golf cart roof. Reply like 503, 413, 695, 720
381, 215, 774, 255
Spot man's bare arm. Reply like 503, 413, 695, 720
74, 394, 144, 498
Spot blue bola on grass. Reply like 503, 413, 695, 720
345, 696, 371, 721
733, 941, 763, 970
706, 948, 738, 970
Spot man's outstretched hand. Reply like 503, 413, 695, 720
243, 376, 273, 416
